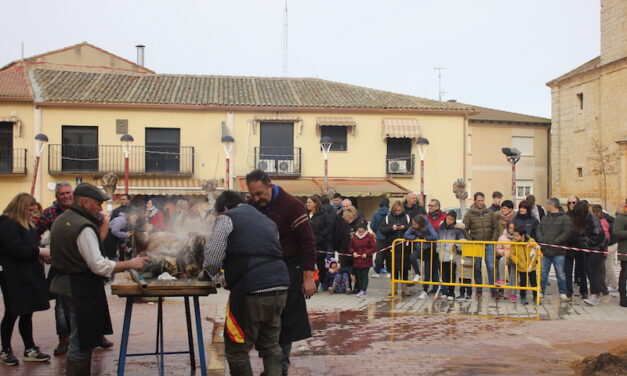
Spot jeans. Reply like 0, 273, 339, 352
54, 298, 70, 337
374, 239, 390, 274
409, 244, 440, 292
473, 244, 495, 293
440, 262, 456, 296
60, 296, 92, 361
518, 271, 537, 299
540, 255, 567, 295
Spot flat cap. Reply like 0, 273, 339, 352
73, 183, 109, 202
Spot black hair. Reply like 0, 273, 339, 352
245, 169, 272, 186
120, 193, 131, 200
356, 220, 368, 230
446, 210, 457, 219
321, 197, 330, 205
492, 191, 503, 199
501, 200, 514, 209
513, 225, 527, 236
332, 192, 342, 199
474, 192, 485, 201
214, 190, 245, 213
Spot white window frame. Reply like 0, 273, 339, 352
512, 136, 534, 157
515, 180, 533, 199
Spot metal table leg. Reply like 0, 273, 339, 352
157, 297, 164, 376
184, 296, 196, 370
117, 297, 134, 376
193, 296, 207, 376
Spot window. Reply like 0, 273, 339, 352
386, 138, 413, 174
320, 126, 347, 151
512, 136, 533, 156
577, 167, 583, 178
62, 126, 98, 172
516, 181, 533, 199
577, 93, 584, 110
145, 128, 180, 172
0, 122, 13, 173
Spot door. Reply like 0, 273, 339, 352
146, 128, 180, 173
62, 126, 98, 172
259, 122, 294, 172
0, 122, 13, 173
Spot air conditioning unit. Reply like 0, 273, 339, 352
277, 160, 295, 174
257, 159, 276, 173
388, 160, 407, 173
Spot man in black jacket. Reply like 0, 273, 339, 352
204, 190, 290, 376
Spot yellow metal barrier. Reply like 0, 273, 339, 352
390, 238, 543, 305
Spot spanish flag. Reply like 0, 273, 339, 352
225, 301, 245, 344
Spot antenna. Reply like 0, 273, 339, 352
283, 0, 288, 77
21, 42, 24, 60
433, 67, 448, 101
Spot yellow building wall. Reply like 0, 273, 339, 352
0, 102, 37, 210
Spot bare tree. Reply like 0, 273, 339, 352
588, 120, 618, 208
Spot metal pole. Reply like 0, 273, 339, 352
323, 158, 328, 192
30, 155, 40, 196
225, 157, 230, 190
511, 164, 516, 202
124, 155, 130, 194
420, 159, 425, 205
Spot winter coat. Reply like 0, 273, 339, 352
612, 213, 627, 262
508, 237, 540, 273
403, 219, 439, 261
496, 230, 514, 257
370, 206, 389, 240
535, 212, 573, 257
349, 233, 377, 269
569, 213, 606, 252
513, 213, 539, 239
426, 210, 447, 232
310, 209, 331, 251
438, 222, 466, 262
496, 210, 516, 235
403, 203, 426, 220
0, 216, 49, 316
146, 208, 165, 230
462, 205, 499, 241
380, 212, 411, 247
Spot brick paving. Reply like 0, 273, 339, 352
0, 267, 625, 375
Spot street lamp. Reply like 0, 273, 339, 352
30, 133, 48, 196
416, 137, 430, 205
221, 135, 235, 190
502, 147, 521, 202
120, 134, 134, 194
320, 136, 333, 193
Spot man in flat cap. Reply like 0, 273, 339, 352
49, 183, 148, 375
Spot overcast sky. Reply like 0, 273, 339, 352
2, 1, 601, 118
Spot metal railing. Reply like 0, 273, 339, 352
390, 238, 542, 305
0, 148, 27, 175
254, 147, 302, 176
386, 154, 415, 175
48, 144, 194, 175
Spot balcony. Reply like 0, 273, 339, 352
386, 154, 415, 175
48, 144, 194, 175
254, 147, 302, 177
0, 148, 27, 175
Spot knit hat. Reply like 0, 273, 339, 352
501, 200, 514, 209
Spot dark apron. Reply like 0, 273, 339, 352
279, 257, 311, 344
69, 272, 113, 350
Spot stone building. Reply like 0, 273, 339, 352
546, 0, 627, 213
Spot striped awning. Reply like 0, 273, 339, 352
236, 177, 410, 197
316, 116, 356, 127
382, 118, 421, 138
105, 177, 208, 196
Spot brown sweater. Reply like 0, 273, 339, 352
254, 185, 316, 271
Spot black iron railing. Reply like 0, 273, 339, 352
254, 147, 302, 176
48, 144, 194, 175
386, 154, 415, 175
0, 148, 27, 175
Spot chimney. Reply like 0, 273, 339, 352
447, 99, 457, 103
135, 44, 145, 66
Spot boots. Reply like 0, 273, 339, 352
66, 356, 91, 376
54, 335, 70, 356
400, 284, 411, 297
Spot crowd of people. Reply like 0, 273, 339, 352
304, 190, 627, 309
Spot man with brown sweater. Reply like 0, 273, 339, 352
246, 170, 316, 376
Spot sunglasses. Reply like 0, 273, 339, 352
568, 201, 577, 204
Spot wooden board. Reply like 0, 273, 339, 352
111, 272, 218, 297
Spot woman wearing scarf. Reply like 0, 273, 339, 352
145, 199, 165, 232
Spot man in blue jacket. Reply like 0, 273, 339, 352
370, 197, 390, 278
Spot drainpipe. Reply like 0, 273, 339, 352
226, 112, 234, 189
33, 106, 42, 201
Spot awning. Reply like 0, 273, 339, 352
316, 116, 356, 134
236, 177, 410, 197
108, 177, 208, 196
382, 118, 421, 138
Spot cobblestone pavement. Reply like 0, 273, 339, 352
1, 268, 625, 376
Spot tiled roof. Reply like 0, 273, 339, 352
31, 69, 474, 112
468, 105, 550, 124
0, 65, 33, 100
546, 56, 601, 86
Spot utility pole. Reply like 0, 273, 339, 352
433, 67, 448, 101
283, 0, 288, 77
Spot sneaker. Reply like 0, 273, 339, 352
371, 273, 380, 279
608, 287, 618, 292
23, 347, 50, 362
0, 350, 18, 366
491, 291, 499, 299
447, 295, 455, 301
465, 295, 472, 301
380, 268, 387, 274
418, 291, 428, 300
583, 296, 600, 306
510, 295, 517, 303
412, 274, 421, 282
357, 291, 367, 298
476, 291, 483, 299
521, 297, 529, 305
495, 279, 505, 286
560, 294, 570, 302
386, 273, 391, 278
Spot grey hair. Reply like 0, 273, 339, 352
55, 182, 72, 195
546, 197, 561, 208
430, 199, 441, 208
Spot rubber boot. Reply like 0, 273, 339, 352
401, 284, 411, 297
66, 355, 91, 376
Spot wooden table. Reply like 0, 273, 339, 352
111, 272, 217, 376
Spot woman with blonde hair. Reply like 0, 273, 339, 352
0, 193, 51, 366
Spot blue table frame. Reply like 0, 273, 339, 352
116, 295, 207, 376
